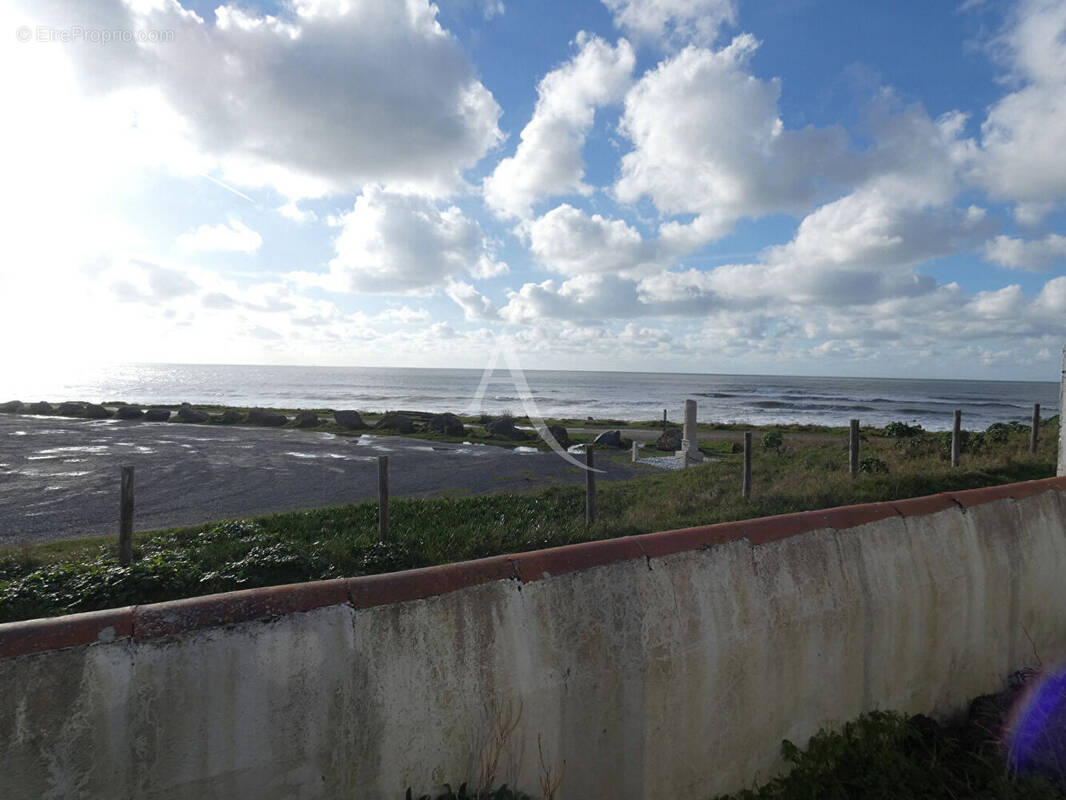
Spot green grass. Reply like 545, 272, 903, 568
0, 420, 1057, 623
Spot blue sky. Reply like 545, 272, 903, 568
4, 0, 1066, 380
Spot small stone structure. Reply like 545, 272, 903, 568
676, 398, 703, 464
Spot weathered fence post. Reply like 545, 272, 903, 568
662, 408, 667, 430
849, 419, 860, 478
1031, 403, 1041, 454
119, 466, 134, 567
585, 446, 596, 524
1060, 346, 1066, 476
951, 410, 962, 468
632, 440, 639, 462
743, 431, 752, 499
378, 455, 389, 542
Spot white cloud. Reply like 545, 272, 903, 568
446, 280, 498, 320
984, 234, 1066, 271
278, 202, 317, 224
602, 0, 736, 46
526, 204, 658, 275
290, 187, 506, 293
178, 220, 262, 253
483, 34, 634, 219
975, 0, 1066, 220
15, 0, 503, 199
616, 36, 850, 247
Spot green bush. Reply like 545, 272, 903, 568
883, 421, 924, 438
761, 431, 783, 451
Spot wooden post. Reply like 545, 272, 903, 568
585, 446, 596, 525
119, 466, 134, 566
951, 410, 962, 467
1031, 403, 1041, 454
662, 408, 667, 430
632, 440, 639, 462
849, 419, 860, 477
1060, 346, 1066, 476
378, 455, 389, 541
742, 431, 752, 499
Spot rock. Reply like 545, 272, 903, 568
177, 406, 210, 423
57, 402, 85, 417
486, 417, 527, 439
333, 410, 366, 430
543, 424, 570, 448
28, 401, 53, 415
375, 412, 414, 434
294, 411, 321, 428
428, 413, 464, 435
116, 406, 144, 420
84, 404, 111, 419
593, 430, 629, 449
144, 408, 171, 422
220, 409, 244, 424
0, 401, 24, 413
248, 409, 287, 427
654, 428, 683, 451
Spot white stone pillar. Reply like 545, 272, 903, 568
677, 398, 703, 463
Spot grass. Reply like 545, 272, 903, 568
0, 420, 1057, 623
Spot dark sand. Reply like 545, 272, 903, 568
0, 414, 652, 546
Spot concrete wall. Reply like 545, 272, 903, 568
4, 477, 1066, 799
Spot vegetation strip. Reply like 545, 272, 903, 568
1, 419, 1058, 628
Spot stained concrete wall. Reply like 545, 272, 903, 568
4, 478, 1066, 799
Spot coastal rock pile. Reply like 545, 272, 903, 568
594, 430, 631, 449
486, 417, 527, 439
57, 402, 85, 417
375, 412, 415, 434
218, 409, 244, 424
428, 413, 464, 436
28, 401, 53, 414
117, 406, 144, 420
248, 409, 287, 427
333, 410, 366, 429
177, 406, 210, 423
654, 428, 683, 451
84, 404, 111, 419
294, 411, 320, 428
0, 401, 24, 413
145, 408, 171, 422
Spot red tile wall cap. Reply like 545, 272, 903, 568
890, 494, 962, 518
947, 476, 1066, 508
348, 556, 516, 609
133, 578, 350, 642
509, 537, 646, 583
740, 509, 835, 546
0, 606, 133, 661
633, 521, 751, 560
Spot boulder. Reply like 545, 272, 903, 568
57, 402, 84, 417
144, 408, 171, 422
333, 410, 366, 430
375, 412, 414, 434
220, 409, 244, 424
28, 401, 53, 415
0, 401, 24, 413
593, 430, 630, 449
84, 404, 111, 419
116, 406, 144, 420
294, 411, 321, 428
486, 417, 527, 439
654, 428, 683, 451
542, 424, 570, 448
428, 413, 464, 436
177, 406, 210, 423
248, 409, 287, 427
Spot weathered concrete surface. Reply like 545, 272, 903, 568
3, 479, 1066, 799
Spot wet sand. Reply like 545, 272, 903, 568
0, 415, 650, 547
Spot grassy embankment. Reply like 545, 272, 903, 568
0, 418, 1056, 623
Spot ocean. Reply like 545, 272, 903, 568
0, 363, 1057, 432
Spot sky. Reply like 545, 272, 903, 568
3, 0, 1066, 380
